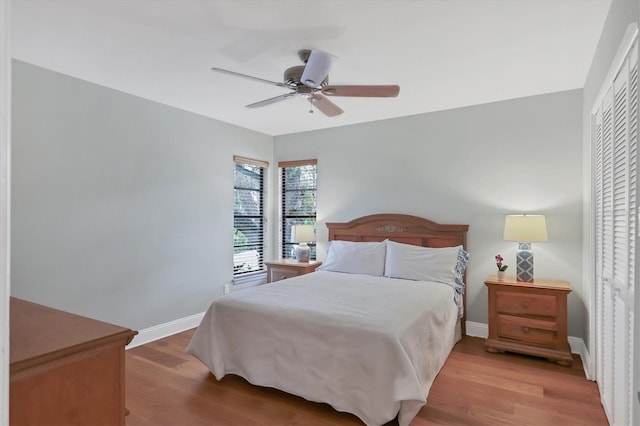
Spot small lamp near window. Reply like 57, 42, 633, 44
291, 224, 315, 263
503, 214, 548, 282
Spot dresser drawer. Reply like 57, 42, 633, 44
497, 314, 557, 347
496, 291, 557, 317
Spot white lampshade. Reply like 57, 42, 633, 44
503, 215, 548, 242
291, 224, 315, 243
301, 50, 335, 89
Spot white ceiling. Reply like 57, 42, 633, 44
11, 0, 611, 136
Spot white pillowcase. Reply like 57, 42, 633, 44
317, 240, 387, 276
384, 240, 464, 284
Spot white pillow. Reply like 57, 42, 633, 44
384, 240, 466, 284
317, 240, 387, 276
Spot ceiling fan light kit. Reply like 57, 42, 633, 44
300, 49, 335, 89
211, 49, 400, 117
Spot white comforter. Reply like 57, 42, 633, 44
186, 271, 460, 426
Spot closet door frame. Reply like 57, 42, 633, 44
0, 2, 9, 424
590, 22, 638, 426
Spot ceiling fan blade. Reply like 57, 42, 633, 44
301, 49, 336, 89
310, 94, 343, 117
212, 67, 290, 88
321, 85, 400, 97
246, 92, 296, 108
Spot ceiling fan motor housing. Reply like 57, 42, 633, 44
284, 66, 328, 88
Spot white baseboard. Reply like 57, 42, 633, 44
571, 336, 594, 380
126, 312, 205, 349
465, 321, 592, 377
465, 320, 489, 338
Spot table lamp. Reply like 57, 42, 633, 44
291, 224, 315, 262
503, 214, 548, 282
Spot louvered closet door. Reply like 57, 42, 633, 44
593, 34, 638, 426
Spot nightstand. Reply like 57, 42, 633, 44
484, 275, 572, 366
265, 259, 322, 283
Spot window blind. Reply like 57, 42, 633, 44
279, 160, 317, 260
233, 156, 268, 276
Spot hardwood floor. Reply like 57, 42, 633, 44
125, 329, 607, 425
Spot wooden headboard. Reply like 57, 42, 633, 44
326, 213, 469, 334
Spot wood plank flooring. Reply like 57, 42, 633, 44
125, 329, 607, 425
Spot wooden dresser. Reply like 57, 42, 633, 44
484, 275, 572, 366
10, 297, 137, 425
265, 260, 322, 283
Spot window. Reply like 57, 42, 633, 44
233, 156, 268, 276
279, 160, 317, 260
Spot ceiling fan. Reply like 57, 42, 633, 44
211, 49, 400, 117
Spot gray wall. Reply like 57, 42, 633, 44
275, 90, 585, 337
11, 60, 273, 331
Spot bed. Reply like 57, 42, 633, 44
187, 214, 469, 426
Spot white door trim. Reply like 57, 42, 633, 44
0, 1, 11, 424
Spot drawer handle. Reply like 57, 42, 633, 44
522, 327, 531, 334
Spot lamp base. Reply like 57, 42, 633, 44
516, 242, 534, 282
294, 243, 310, 263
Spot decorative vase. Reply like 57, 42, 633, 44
294, 243, 310, 262
497, 270, 506, 281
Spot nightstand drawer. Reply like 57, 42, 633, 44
497, 291, 557, 317
270, 268, 299, 282
498, 314, 557, 347
265, 260, 322, 283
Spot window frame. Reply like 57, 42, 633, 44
233, 155, 268, 278
279, 159, 317, 261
